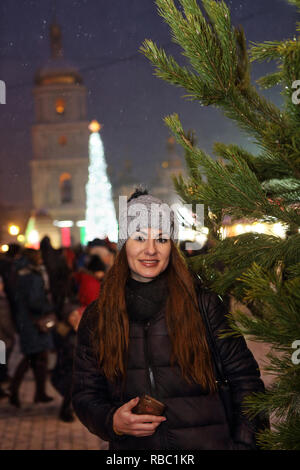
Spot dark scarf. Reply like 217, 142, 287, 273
125, 269, 169, 322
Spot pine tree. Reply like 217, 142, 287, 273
141, 0, 300, 450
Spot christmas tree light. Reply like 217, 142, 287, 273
85, 121, 118, 243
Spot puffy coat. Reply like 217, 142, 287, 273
0, 277, 15, 351
14, 263, 54, 356
51, 327, 77, 397
72, 283, 266, 450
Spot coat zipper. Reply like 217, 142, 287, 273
144, 321, 155, 395
143, 319, 168, 449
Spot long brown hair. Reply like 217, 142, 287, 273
93, 240, 217, 393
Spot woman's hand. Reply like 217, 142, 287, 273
113, 397, 167, 437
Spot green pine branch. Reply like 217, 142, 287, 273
143, 0, 300, 450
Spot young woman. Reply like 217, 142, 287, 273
72, 189, 268, 450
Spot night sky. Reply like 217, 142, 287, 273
0, 0, 298, 208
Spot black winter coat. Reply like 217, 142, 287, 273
51, 327, 77, 397
14, 262, 54, 356
72, 282, 266, 450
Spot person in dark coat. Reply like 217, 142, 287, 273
72, 189, 268, 450
40, 236, 70, 320
51, 303, 83, 422
9, 249, 54, 407
0, 244, 23, 319
0, 244, 22, 389
0, 273, 15, 398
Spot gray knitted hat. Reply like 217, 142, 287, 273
117, 190, 179, 251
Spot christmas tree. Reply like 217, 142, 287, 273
141, 0, 300, 450
85, 121, 118, 243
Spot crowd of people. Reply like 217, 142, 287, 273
0, 236, 117, 422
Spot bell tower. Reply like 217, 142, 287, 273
30, 19, 89, 244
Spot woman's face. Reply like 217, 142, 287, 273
125, 227, 171, 282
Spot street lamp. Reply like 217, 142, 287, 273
8, 224, 20, 236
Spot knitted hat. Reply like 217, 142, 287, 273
117, 187, 179, 251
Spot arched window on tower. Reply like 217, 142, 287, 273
60, 173, 72, 204
56, 98, 65, 115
